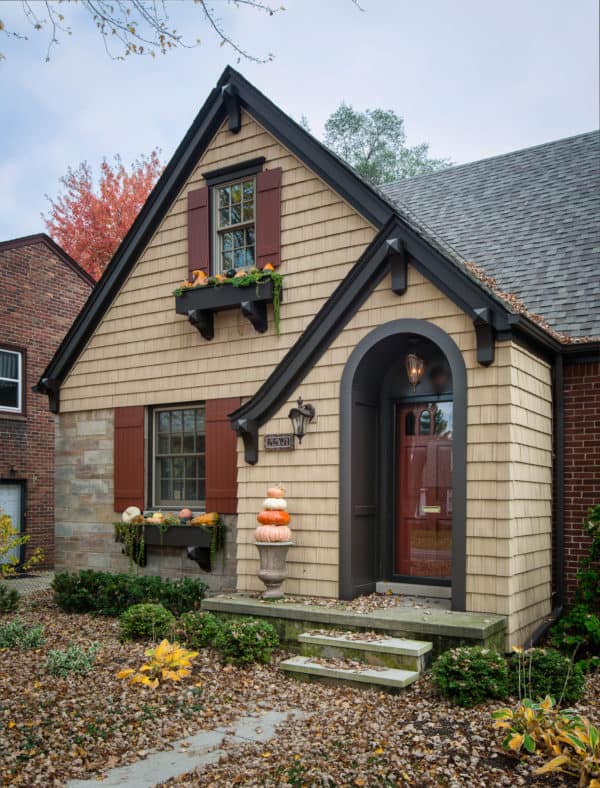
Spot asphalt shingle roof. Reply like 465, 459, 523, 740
381, 131, 600, 339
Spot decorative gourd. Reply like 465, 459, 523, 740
266, 485, 285, 498
191, 512, 219, 526
149, 512, 165, 524
234, 269, 247, 278
255, 524, 292, 542
122, 506, 142, 523
257, 510, 291, 526
263, 262, 275, 271
179, 280, 193, 289
191, 269, 207, 286
179, 507, 193, 520
263, 497, 288, 511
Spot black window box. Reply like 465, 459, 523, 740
143, 524, 212, 548
175, 279, 277, 340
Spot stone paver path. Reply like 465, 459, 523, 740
1, 570, 54, 595
66, 709, 308, 788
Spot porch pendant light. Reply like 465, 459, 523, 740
405, 353, 425, 391
288, 397, 316, 444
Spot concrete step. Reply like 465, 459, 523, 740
280, 655, 420, 692
298, 631, 432, 671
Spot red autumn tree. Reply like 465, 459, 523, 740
44, 150, 164, 281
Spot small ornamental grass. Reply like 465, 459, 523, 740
46, 642, 99, 677
117, 639, 198, 689
214, 618, 279, 666
178, 610, 223, 649
0, 618, 45, 649
431, 645, 509, 707
119, 603, 175, 641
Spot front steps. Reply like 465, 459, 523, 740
280, 631, 432, 691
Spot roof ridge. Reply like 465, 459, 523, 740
382, 129, 600, 190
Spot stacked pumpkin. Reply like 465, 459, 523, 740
254, 485, 292, 542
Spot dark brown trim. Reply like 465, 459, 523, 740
0, 233, 95, 287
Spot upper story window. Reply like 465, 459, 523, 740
0, 349, 22, 413
213, 178, 256, 273
153, 405, 205, 508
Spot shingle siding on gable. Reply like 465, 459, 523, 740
383, 131, 600, 338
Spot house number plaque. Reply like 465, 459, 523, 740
264, 434, 295, 451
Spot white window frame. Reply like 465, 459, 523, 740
0, 349, 22, 414
211, 176, 256, 274
152, 404, 206, 509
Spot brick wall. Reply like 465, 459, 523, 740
55, 410, 237, 591
563, 360, 600, 602
0, 237, 92, 566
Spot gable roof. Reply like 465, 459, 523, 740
0, 233, 95, 287
382, 132, 600, 339
36, 68, 597, 418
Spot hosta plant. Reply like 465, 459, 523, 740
117, 639, 198, 689
493, 696, 600, 786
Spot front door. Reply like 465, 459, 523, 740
0, 482, 24, 566
395, 402, 453, 580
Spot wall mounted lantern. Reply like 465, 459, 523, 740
405, 353, 425, 392
288, 397, 316, 443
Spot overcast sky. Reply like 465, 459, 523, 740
0, 0, 598, 241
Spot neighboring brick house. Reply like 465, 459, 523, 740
0, 234, 94, 567
36, 68, 599, 646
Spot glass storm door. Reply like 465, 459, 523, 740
0, 483, 23, 566
395, 402, 453, 579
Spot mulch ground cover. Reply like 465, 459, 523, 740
0, 590, 598, 787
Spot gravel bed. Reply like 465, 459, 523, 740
1, 590, 597, 787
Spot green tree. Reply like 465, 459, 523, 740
324, 103, 451, 185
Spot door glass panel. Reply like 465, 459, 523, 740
396, 402, 453, 580
0, 484, 22, 565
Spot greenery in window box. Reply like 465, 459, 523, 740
172, 267, 283, 335
113, 519, 146, 571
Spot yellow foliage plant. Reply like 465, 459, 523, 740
117, 639, 198, 689
493, 696, 600, 786
0, 511, 44, 578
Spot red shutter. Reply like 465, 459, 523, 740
188, 187, 210, 278
255, 168, 282, 269
205, 397, 240, 513
114, 406, 145, 513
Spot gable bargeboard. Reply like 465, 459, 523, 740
57, 109, 552, 647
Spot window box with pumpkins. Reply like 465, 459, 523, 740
115, 508, 225, 573
174, 267, 283, 340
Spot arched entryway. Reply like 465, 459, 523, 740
340, 320, 467, 610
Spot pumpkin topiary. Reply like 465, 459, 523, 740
255, 524, 292, 542
256, 510, 291, 526
266, 485, 285, 498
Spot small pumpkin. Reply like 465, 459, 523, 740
122, 506, 142, 523
255, 524, 292, 542
179, 280, 193, 289
266, 485, 285, 499
262, 262, 275, 271
263, 497, 288, 511
234, 269, 247, 278
178, 507, 193, 520
257, 510, 291, 526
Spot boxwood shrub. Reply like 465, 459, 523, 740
432, 645, 509, 707
52, 571, 207, 617
214, 618, 279, 666
119, 603, 176, 641
508, 647, 586, 703
178, 611, 223, 649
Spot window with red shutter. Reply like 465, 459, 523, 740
255, 168, 282, 269
187, 187, 210, 279
205, 397, 241, 513
114, 406, 145, 513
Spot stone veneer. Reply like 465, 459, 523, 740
55, 409, 236, 592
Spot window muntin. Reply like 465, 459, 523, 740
153, 406, 205, 507
0, 350, 22, 413
213, 178, 256, 273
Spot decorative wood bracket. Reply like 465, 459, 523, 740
40, 377, 60, 414
386, 237, 408, 295
234, 417, 259, 465
221, 84, 241, 134
473, 307, 495, 366
188, 309, 214, 341
240, 300, 268, 333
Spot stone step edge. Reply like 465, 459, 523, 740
280, 656, 420, 688
298, 632, 432, 656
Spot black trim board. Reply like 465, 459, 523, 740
202, 156, 265, 186
339, 320, 467, 610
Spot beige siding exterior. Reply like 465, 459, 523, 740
58, 109, 553, 647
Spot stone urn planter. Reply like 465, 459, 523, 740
254, 484, 293, 599
256, 541, 293, 599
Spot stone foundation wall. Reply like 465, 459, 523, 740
55, 409, 236, 592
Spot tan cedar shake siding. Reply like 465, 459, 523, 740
235, 269, 553, 649
57, 109, 553, 647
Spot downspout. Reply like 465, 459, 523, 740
527, 351, 564, 647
